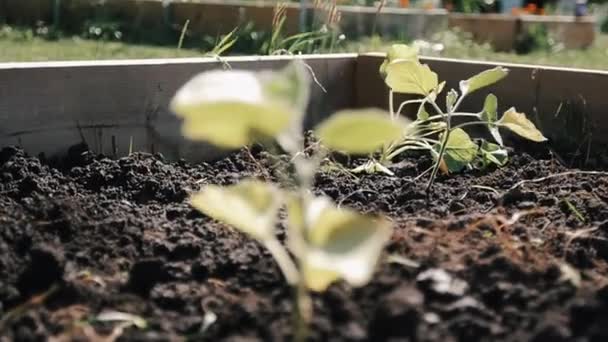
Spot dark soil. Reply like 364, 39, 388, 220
1, 144, 608, 341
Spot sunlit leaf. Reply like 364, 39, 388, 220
380, 44, 419, 77
315, 109, 410, 154
301, 262, 341, 292
459, 67, 508, 95
180, 103, 291, 147
351, 160, 395, 176
287, 196, 392, 291
433, 128, 478, 173
481, 94, 503, 145
171, 67, 305, 148
481, 93, 498, 123
479, 140, 508, 167
190, 180, 282, 241
428, 81, 446, 102
446, 89, 458, 113
385, 60, 439, 96
262, 62, 311, 152
498, 108, 547, 142
417, 103, 430, 121
260, 61, 310, 115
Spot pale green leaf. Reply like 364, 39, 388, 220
481, 94, 503, 145
171, 69, 297, 148
417, 103, 430, 121
481, 93, 498, 123
433, 128, 478, 173
380, 44, 419, 76
180, 103, 291, 147
301, 262, 341, 292
385, 60, 439, 96
303, 199, 392, 291
479, 140, 508, 167
286, 196, 392, 291
190, 180, 282, 241
316, 109, 409, 154
387, 44, 419, 62
459, 67, 508, 95
260, 61, 310, 115
498, 108, 547, 142
428, 81, 446, 102
446, 89, 458, 113
351, 160, 395, 176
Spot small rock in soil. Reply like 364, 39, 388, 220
416, 268, 469, 299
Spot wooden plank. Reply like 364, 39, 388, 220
0, 54, 357, 160
535, 67, 608, 155
448, 14, 518, 51
356, 53, 608, 146
337, 5, 447, 39
448, 13, 596, 51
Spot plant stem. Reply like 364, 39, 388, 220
426, 99, 452, 192
293, 279, 311, 342
451, 120, 495, 131
395, 98, 425, 118
387, 145, 431, 160
429, 99, 445, 117
425, 92, 468, 192
418, 112, 479, 125
389, 90, 395, 120
451, 94, 467, 113
264, 238, 300, 286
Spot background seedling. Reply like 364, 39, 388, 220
378, 44, 548, 191
170, 61, 402, 341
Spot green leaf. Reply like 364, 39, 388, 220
351, 160, 395, 176
171, 63, 311, 149
385, 60, 439, 96
481, 94, 503, 145
433, 128, 478, 173
459, 67, 508, 95
446, 89, 458, 113
261, 61, 310, 115
428, 81, 446, 102
481, 94, 498, 122
380, 44, 419, 77
479, 140, 508, 167
301, 262, 341, 292
498, 108, 547, 142
190, 180, 282, 242
316, 109, 409, 154
289, 196, 392, 292
180, 103, 292, 147
417, 103, 430, 121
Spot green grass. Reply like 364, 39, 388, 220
0, 26, 202, 62
340, 33, 608, 71
1, 24, 608, 71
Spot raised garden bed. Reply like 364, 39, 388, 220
448, 14, 596, 51
1, 54, 608, 341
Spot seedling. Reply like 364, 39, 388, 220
170, 61, 403, 341
378, 44, 547, 190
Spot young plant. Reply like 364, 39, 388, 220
378, 44, 547, 190
170, 61, 405, 340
